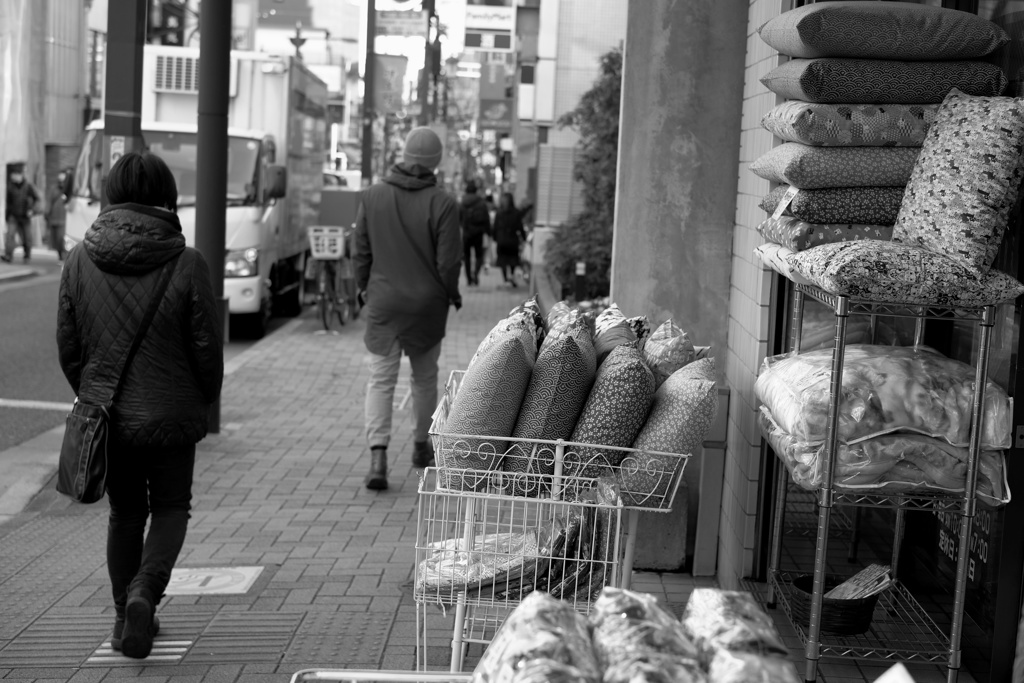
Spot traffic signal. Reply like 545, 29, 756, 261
160, 2, 185, 46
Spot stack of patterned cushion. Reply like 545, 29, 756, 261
753, 2, 1024, 307
435, 298, 719, 507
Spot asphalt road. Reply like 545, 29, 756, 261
0, 259, 290, 452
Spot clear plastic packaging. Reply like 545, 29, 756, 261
759, 409, 1010, 505
589, 587, 699, 672
679, 589, 789, 667
471, 591, 600, 683
754, 344, 1012, 449
707, 650, 800, 683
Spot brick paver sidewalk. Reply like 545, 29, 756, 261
0, 268, 537, 682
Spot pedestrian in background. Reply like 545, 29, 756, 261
459, 180, 490, 285
45, 169, 70, 261
56, 151, 224, 659
3, 162, 39, 263
492, 192, 528, 288
354, 127, 462, 490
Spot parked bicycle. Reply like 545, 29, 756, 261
307, 225, 359, 331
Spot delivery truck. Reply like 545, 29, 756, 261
65, 45, 328, 338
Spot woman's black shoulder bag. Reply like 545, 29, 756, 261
57, 256, 179, 503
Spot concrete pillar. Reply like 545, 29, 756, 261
613, 0, 747, 570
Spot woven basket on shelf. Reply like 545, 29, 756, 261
789, 574, 880, 636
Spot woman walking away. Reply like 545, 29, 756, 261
492, 192, 527, 287
56, 152, 224, 659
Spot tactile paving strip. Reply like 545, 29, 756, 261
84, 612, 211, 667
0, 514, 107, 640
0, 614, 112, 667
184, 611, 303, 663
282, 612, 395, 667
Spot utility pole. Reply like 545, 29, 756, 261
361, 0, 376, 188
102, 0, 147, 208
195, 0, 232, 433
418, 0, 436, 126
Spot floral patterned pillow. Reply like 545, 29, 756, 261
567, 345, 655, 480
754, 243, 815, 286
593, 304, 638, 365
440, 326, 537, 491
627, 315, 652, 354
622, 358, 718, 507
760, 185, 905, 226
503, 311, 597, 497
758, 2, 1008, 61
760, 58, 1006, 104
750, 143, 919, 189
786, 240, 1024, 307
761, 102, 939, 147
893, 89, 1024, 275
641, 319, 696, 389
757, 215, 892, 252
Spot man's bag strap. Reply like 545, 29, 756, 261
389, 185, 447, 293
106, 254, 180, 407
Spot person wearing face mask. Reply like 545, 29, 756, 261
3, 162, 40, 263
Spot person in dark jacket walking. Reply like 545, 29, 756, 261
459, 181, 490, 285
492, 192, 528, 287
354, 127, 462, 490
3, 162, 39, 263
56, 152, 224, 659
45, 169, 69, 260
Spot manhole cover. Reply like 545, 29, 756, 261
165, 566, 264, 595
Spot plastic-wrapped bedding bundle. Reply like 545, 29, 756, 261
589, 587, 706, 683
679, 589, 789, 668
708, 650, 800, 683
472, 591, 600, 683
754, 344, 1012, 449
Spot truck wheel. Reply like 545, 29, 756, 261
239, 299, 270, 339
277, 255, 306, 318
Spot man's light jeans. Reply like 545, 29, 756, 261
365, 339, 442, 449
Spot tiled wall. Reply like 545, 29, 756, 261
718, 0, 784, 588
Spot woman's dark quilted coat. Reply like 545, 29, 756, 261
57, 203, 224, 447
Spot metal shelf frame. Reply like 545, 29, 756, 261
766, 284, 997, 683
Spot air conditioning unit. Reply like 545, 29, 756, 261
153, 54, 238, 97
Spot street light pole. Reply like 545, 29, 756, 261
361, 0, 376, 188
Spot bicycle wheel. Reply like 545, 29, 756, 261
317, 263, 341, 331
337, 274, 358, 323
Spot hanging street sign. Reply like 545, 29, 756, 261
376, 10, 429, 39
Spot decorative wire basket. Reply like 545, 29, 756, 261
307, 225, 350, 260
430, 371, 691, 511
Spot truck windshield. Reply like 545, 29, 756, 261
145, 131, 261, 207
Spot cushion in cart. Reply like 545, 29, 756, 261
627, 315, 652, 354
439, 325, 536, 491
761, 101, 938, 148
893, 89, 1024, 275
786, 240, 1024, 307
754, 243, 815, 286
757, 215, 892, 252
567, 344, 655, 480
750, 143, 920, 189
757, 1, 1008, 61
468, 296, 544, 368
622, 358, 718, 508
503, 311, 597, 497
760, 58, 1006, 104
593, 304, 638, 366
641, 318, 696, 389
760, 185, 905, 227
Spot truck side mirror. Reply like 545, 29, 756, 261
266, 165, 287, 200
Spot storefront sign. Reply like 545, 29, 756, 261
372, 54, 408, 115
376, 10, 428, 39
465, 1, 514, 52
479, 98, 512, 131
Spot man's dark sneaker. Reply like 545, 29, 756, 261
365, 447, 388, 490
412, 440, 435, 468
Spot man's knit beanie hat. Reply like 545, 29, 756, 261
403, 127, 443, 169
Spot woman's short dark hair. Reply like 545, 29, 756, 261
105, 151, 178, 212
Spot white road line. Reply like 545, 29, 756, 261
0, 398, 73, 411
